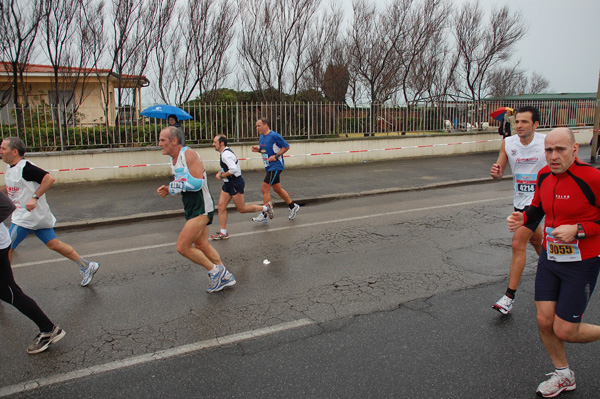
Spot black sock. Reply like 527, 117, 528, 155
288, 202, 296, 210
505, 288, 516, 299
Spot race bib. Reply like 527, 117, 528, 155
546, 227, 582, 262
261, 151, 269, 168
515, 173, 537, 194
169, 180, 184, 195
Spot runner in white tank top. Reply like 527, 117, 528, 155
504, 133, 547, 210
0, 137, 100, 287
489, 106, 545, 314
157, 127, 236, 293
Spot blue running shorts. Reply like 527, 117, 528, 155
9, 224, 57, 249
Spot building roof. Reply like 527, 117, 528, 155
0, 62, 149, 87
485, 92, 597, 101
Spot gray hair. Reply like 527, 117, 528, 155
257, 117, 270, 128
3, 137, 26, 156
162, 126, 185, 145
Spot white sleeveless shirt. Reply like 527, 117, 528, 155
4, 159, 57, 229
171, 147, 214, 213
504, 133, 547, 209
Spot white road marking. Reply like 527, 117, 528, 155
12, 196, 511, 269
233, 196, 512, 237
12, 243, 174, 268
2, 195, 512, 395
0, 318, 315, 397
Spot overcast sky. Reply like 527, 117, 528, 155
339, 0, 600, 93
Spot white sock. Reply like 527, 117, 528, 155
262, 205, 268, 212
208, 265, 219, 274
556, 366, 571, 375
221, 229, 227, 235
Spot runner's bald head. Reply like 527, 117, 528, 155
546, 127, 575, 146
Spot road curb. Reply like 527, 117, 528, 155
53, 176, 504, 231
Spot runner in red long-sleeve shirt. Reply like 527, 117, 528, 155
507, 128, 600, 398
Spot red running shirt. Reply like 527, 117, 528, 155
524, 160, 600, 260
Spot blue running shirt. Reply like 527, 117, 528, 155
259, 131, 289, 172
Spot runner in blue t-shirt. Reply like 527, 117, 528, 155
250, 118, 300, 223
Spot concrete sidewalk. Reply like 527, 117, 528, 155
46, 146, 596, 230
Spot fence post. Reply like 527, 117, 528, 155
308, 102, 311, 140
590, 68, 600, 163
235, 102, 239, 143
57, 104, 65, 151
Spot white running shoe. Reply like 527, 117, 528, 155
536, 370, 576, 398
81, 262, 100, 286
252, 212, 268, 224
207, 264, 226, 293
288, 203, 300, 220
206, 265, 236, 293
492, 295, 513, 314
218, 270, 236, 290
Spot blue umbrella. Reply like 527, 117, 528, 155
140, 104, 193, 120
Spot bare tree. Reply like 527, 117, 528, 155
40, 0, 105, 149
0, 0, 43, 123
289, 1, 343, 101
152, 0, 178, 104
99, 0, 174, 139
347, 0, 411, 104
486, 65, 527, 97
395, 0, 450, 104
79, 1, 106, 83
346, 0, 408, 132
453, 1, 527, 101
101, 0, 142, 122
487, 67, 550, 96
417, 28, 461, 104
300, 2, 345, 101
528, 72, 550, 93
161, 0, 237, 105
238, 0, 330, 102
237, 0, 274, 99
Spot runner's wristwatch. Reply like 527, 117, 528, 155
32, 194, 39, 200
576, 223, 586, 239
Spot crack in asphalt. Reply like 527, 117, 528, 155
4, 198, 527, 386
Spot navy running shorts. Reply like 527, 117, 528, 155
535, 249, 600, 323
222, 176, 245, 196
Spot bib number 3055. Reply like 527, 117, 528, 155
548, 243, 574, 255
546, 227, 582, 262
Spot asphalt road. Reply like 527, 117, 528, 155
1, 181, 600, 398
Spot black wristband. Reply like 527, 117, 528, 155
577, 223, 586, 239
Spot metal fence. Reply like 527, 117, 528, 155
0, 99, 595, 151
